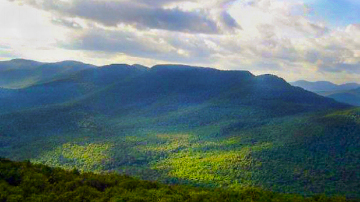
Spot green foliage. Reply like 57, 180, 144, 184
32, 143, 113, 172
0, 158, 352, 202
153, 146, 257, 186
1, 107, 360, 198
0, 64, 358, 199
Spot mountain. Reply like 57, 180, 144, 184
0, 64, 148, 114
291, 80, 360, 106
0, 61, 359, 198
291, 80, 360, 92
0, 59, 96, 89
318, 88, 360, 106
0, 64, 346, 115
74, 65, 346, 115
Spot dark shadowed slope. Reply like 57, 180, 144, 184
0, 64, 347, 115
73, 65, 348, 116
0, 64, 148, 114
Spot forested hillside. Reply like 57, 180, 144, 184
0, 61, 359, 199
0, 158, 353, 202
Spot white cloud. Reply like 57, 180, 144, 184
2, 0, 360, 84
9, 0, 240, 34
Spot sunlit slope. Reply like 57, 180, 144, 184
1, 104, 358, 197
1, 158, 352, 202
0, 64, 357, 197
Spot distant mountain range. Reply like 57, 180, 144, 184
0, 59, 96, 89
0, 61, 347, 115
320, 88, 360, 106
291, 80, 360, 106
290, 80, 360, 92
0, 59, 359, 198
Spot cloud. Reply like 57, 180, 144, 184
51, 17, 82, 29
319, 62, 360, 74
61, 28, 173, 58
220, 11, 242, 30
4, 0, 360, 83
10, 0, 229, 34
134, 0, 188, 7
308, 23, 360, 74
55, 0, 359, 77
60, 27, 217, 64
0, 44, 18, 59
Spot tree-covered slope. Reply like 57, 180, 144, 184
0, 64, 148, 114
68, 64, 348, 115
0, 62, 358, 198
0, 64, 346, 115
1, 106, 359, 197
0, 158, 353, 202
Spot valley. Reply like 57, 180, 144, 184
0, 60, 359, 199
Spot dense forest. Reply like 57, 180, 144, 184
0, 60, 359, 200
0, 158, 354, 202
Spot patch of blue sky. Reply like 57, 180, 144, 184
303, 0, 360, 27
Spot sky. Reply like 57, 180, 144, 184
0, 0, 359, 83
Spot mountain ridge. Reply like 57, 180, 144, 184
291, 80, 360, 92
0, 59, 97, 89
0, 59, 358, 198
324, 87, 360, 106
